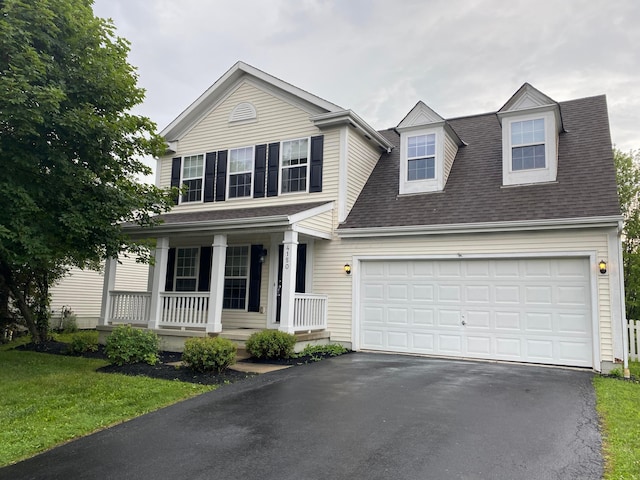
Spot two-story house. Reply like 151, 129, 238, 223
99, 61, 626, 373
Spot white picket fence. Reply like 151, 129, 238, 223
629, 319, 640, 361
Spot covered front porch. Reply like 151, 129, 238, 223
98, 202, 334, 346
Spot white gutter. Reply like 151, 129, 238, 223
337, 215, 624, 238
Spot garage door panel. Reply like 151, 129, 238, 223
439, 285, 461, 302
466, 310, 490, 328
413, 284, 434, 301
525, 286, 553, 305
388, 284, 409, 300
495, 286, 520, 304
466, 336, 492, 355
558, 313, 590, 334
360, 258, 593, 367
438, 334, 463, 354
466, 285, 490, 303
412, 333, 435, 351
526, 313, 553, 333
495, 311, 521, 330
557, 286, 589, 305
387, 308, 408, 325
412, 308, 434, 325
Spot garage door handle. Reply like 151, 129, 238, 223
461, 320, 466, 326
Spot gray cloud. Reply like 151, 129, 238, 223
94, 0, 640, 153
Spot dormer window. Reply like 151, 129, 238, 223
498, 83, 562, 186
407, 134, 436, 180
397, 101, 463, 195
511, 118, 546, 171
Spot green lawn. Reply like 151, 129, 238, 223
594, 361, 640, 480
0, 341, 214, 467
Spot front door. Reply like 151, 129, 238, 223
276, 243, 307, 323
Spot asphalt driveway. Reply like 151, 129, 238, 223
0, 353, 602, 480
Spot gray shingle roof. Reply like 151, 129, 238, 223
339, 95, 620, 230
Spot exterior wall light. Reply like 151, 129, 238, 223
259, 248, 268, 264
598, 260, 607, 274
344, 263, 351, 275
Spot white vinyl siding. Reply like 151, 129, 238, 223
158, 81, 340, 213
50, 258, 149, 329
443, 134, 458, 185
346, 127, 381, 216
313, 228, 615, 363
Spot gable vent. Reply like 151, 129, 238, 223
229, 102, 257, 123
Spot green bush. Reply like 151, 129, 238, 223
299, 343, 348, 360
66, 331, 99, 355
105, 325, 159, 366
246, 330, 296, 359
182, 337, 237, 373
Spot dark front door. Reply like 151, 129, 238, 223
276, 243, 307, 323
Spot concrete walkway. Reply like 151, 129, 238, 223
0, 353, 602, 480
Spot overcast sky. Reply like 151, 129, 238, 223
92, 0, 639, 161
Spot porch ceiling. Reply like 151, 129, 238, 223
124, 201, 333, 238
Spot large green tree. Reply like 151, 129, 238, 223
0, 0, 174, 341
614, 148, 640, 320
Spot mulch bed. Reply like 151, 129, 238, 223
16, 341, 346, 385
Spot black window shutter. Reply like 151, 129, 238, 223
164, 247, 176, 292
309, 135, 324, 193
197, 246, 213, 291
170, 158, 181, 204
254, 144, 267, 198
295, 244, 307, 293
248, 244, 263, 312
204, 152, 216, 203
267, 142, 280, 197
215, 150, 228, 202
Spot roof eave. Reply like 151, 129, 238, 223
337, 216, 623, 238
311, 110, 394, 152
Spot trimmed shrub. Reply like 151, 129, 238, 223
299, 343, 348, 359
105, 325, 159, 366
182, 337, 237, 373
246, 330, 296, 359
67, 331, 99, 355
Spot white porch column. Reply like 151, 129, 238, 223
99, 257, 117, 325
148, 237, 169, 329
279, 230, 298, 334
206, 234, 227, 334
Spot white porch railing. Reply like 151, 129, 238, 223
629, 319, 639, 361
110, 291, 151, 325
293, 293, 328, 332
159, 292, 210, 328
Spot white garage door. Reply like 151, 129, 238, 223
359, 258, 593, 367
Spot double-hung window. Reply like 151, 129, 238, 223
181, 155, 204, 203
281, 138, 309, 193
175, 247, 199, 291
228, 146, 253, 199
510, 119, 545, 171
407, 134, 436, 180
223, 246, 249, 309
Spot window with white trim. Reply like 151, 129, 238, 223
223, 246, 249, 309
228, 146, 253, 198
510, 118, 545, 171
407, 134, 436, 180
281, 138, 309, 193
175, 247, 199, 291
501, 110, 558, 186
181, 155, 204, 203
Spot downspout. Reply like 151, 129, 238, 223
618, 220, 630, 377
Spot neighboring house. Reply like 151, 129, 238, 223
51, 259, 148, 329
99, 61, 626, 372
